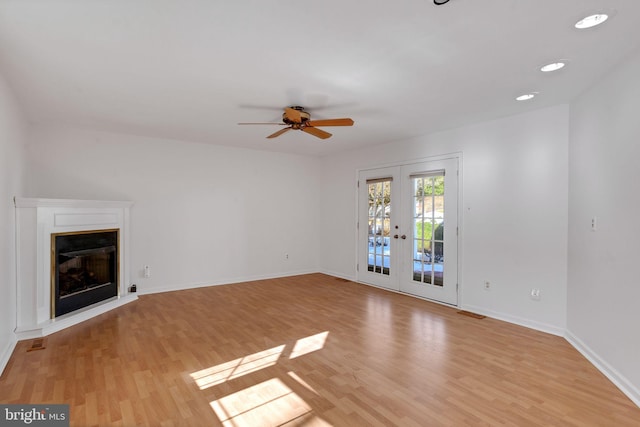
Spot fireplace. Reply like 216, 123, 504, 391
14, 197, 136, 339
52, 229, 119, 317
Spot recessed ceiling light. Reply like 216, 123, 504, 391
575, 14, 608, 29
540, 62, 566, 72
516, 93, 536, 101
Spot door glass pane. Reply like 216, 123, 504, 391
367, 180, 391, 275
412, 175, 445, 286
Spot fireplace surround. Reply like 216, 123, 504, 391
14, 198, 137, 339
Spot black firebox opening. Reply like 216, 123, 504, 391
53, 229, 119, 317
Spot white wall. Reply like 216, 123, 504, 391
321, 105, 569, 334
0, 72, 27, 373
26, 127, 322, 294
568, 49, 640, 405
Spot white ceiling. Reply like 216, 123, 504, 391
1, 0, 639, 156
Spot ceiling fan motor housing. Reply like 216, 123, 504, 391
282, 106, 310, 125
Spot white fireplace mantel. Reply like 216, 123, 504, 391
14, 197, 138, 339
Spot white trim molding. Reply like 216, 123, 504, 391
565, 329, 640, 408
462, 304, 566, 337
0, 334, 18, 376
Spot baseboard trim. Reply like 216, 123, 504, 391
318, 269, 356, 282
565, 329, 640, 408
349, 281, 564, 331
137, 269, 319, 295
462, 304, 565, 337
0, 334, 18, 377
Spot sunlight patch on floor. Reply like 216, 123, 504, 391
210, 378, 331, 427
192, 333, 332, 424
289, 331, 329, 359
190, 345, 285, 390
190, 331, 330, 390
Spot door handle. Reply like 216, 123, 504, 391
401, 234, 407, 239
393, 234, 399, 239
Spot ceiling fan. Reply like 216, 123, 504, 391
238, 106, 354, 140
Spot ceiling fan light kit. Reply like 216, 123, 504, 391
238, 106, 354, 140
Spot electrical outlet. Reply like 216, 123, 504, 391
285, 253, 289, 260
144, 265, 151, 278
484, 281, 491, 290
530, 288, 541, 301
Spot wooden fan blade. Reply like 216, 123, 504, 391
306, 118, 354, 127
302, 126, 332, 139
284, 107, 302, 123
238, 122, 287, 125
267, 127, 292, 139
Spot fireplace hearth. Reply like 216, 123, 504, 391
53, 230, 119, 317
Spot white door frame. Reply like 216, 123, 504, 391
356, 153, 462, 307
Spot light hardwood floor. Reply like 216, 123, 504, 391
1, 273, 639, 426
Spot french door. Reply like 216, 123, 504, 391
358, 158, 459, 305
